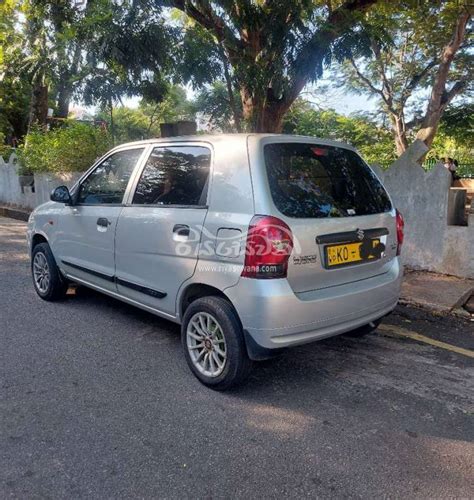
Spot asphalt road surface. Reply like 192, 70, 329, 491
1, 216, 473, 498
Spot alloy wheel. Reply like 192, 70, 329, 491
186, 312, 227, 377
33, 252, 50, 294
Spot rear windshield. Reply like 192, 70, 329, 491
264, 143, 392, 218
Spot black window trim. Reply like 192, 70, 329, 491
126, 142, 213, 208
124, 203, 209, 209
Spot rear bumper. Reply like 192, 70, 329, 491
224, 258, 403, 350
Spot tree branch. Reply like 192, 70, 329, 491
416, 9, 472, 149
146, 103, 161, 134
217, 42, 242, 132
348, 56, 398, 116
442, 79, 468, 106
404, 59, 438, 96
348, 57, 383, 97
427, 10, 471, 111
370, 39, 394, 107
170, 0, 242, 56
289, 0, 379, 100
405, 116, 424, 130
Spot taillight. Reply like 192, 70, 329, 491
396, 209, 404, 255
241, 215, 293, 279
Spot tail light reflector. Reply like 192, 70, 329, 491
396, 209, 404, 255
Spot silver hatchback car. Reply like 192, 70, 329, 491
27, 134, 404, 389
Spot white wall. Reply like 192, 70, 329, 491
0, 153, 81, 210
372, 140, 474, 279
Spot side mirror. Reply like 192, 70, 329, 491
50, 185, 72, 205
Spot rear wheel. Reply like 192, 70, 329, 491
31, 242, 68, 301
182, 296, 253, 390
348, 319, 382, 337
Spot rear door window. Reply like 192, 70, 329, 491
132, 146, 211, 206
264, 143, 391, 218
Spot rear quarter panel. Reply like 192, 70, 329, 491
177, 136, 255, 312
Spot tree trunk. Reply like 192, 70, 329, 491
218, 44, 242, 132
390, 115, 409, 156
415, 10, 471, 150
256, 104, 288, 133
416, 81, 466, 150
240, 87, 291, 133
109, 99, 115, 145
55, 85, 72, 120
416, 110, 443, 151
54, 45, 81, 121
28, 75, 48, 131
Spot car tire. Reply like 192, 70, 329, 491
31, 242, 68, 301
347, 319, 382, 337
181, 296, 253, 391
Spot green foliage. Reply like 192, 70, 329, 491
339, 1, 472, 102
0, 0, 176, 140
0, 133, 15, 161
95, 86, 195, 143
437, 103, 474, 148
0, 64, 30, 140
429, 140, 472, 167
335, 1, 473, 152
108, 107, 157, 143
283, 100, 396, 167
0, 0, 31, 138
18, 123, 112, 174
0, 0, 17, 66
169, 0, 381, 131
192, 82, 241, 132
80, 0, 175, 109
175, 22, 224, 90
284, 99, 473, 173
422, 103, 473, 174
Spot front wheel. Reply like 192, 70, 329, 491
31, 242, 68, 301
181, 296, 253, 391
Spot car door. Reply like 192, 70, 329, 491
114, 143, 211, 317
55, 146, 146, 292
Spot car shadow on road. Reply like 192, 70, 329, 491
71, 284, 182, 337
68, 284, 473, 445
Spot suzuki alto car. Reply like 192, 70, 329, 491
27, 134, 404, 390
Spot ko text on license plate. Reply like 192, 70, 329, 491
325, 239, 381, 268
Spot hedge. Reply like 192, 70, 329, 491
18, 122, 112, 174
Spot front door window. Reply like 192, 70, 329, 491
78, 148, 144, 204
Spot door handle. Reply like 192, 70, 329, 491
97, 217, 111, 228
173, 224, 190, 237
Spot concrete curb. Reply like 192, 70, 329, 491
399, 298, 474, 321
401, 269, 474, 320
0, 206, 31, 222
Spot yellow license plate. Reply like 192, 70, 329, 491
326, 239, 380, 268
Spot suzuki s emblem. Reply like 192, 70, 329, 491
357, 229, 365, 241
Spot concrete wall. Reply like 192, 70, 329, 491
0, 153, 81, 210
372, 140, 474, 279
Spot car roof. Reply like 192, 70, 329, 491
111, 134, 356, 153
